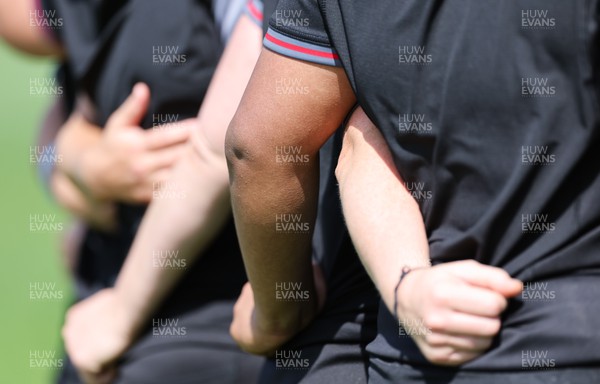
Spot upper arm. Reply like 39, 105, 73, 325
193, 13, 263, 163
225, 48, 356, 166
0, 0, 63, 57
336, 108, 401, 187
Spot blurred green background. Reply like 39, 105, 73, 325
0, 41, 73, 383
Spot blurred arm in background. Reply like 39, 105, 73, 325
0, 0, 63, 56
51, 86, 192, 232
1, 1, 187, 234
61, 14, 263, 383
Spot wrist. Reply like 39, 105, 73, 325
254, 296, 318, 337
77, 147, 106, 200
111, 287, 147, 343
394, 266, 427, 319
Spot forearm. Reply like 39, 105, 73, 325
114, 140, 231, 332
54, 111, 105, 199
336, 111, 430, 314
229, 152, 320, 334
226, 49, 356, 334
50, 170, 115, 231
112, 15, 263, 334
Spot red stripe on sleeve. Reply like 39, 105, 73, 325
265, 33, 339, 60
248, 0, 263, 22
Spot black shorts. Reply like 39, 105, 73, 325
57, 301, 264, 384
369, 358, 600, 384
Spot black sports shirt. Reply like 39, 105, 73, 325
265, 0, 600, 371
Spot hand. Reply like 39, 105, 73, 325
396, 260, 522, 366
82, 83, 193, 203
230, 262, 327, 355
62, 289, 137, 383
50, 171, 117, 232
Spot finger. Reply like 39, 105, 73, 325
426, 310, 501, 337
446, 260, 523, 298
144, 124, 190, 150
440, 349, 482, 366
240, 282, 255, 304
418, 343, 482, 366
230, 284, 255, 347
144, 144, 188, 172
424, 331, 493, 352
233, 283, 253, 314
106, 83, 150, 128
447, 350, 481, 365
444, 284, 508, 317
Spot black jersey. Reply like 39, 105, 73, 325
41, 1, 263, 382
246, 1, 379, 382
41, 0, 250, 312
266, 0, 600, 373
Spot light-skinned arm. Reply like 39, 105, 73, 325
336, 108, 523, 366
0, 0, 63, 57
54, 85, 192, 206
62, 15, 264, 382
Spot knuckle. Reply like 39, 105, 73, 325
424, 313, 446, 331
428, 349, 452, 365
423, 332, 445, 347
447, 352, 470, 366
61, 326, 69, 340
232, 300, 242, 314
490, 298, 507, 314
69, 353, 85, 369
430, 285, 449, 305
64, 308, 76, 322
130, 162, 149, 183
334, 162, 346, 181
494, 267, 510, 278
486, 319, 502, 335
462, 259, 479, 268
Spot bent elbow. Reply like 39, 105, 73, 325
224, 115, 265, 184
224, 117, 246, 181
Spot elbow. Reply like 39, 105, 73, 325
225, 115, 265, 184
224, 119, 244, 180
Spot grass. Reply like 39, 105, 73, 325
0, 41, 74, 383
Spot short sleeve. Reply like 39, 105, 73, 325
264, 0, 341, 67
243, 0, 264, 27
37, 0, 63, 42
213, 0, 248, 42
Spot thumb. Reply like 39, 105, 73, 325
107, 83, 150, 129
447, 260, 523, 298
